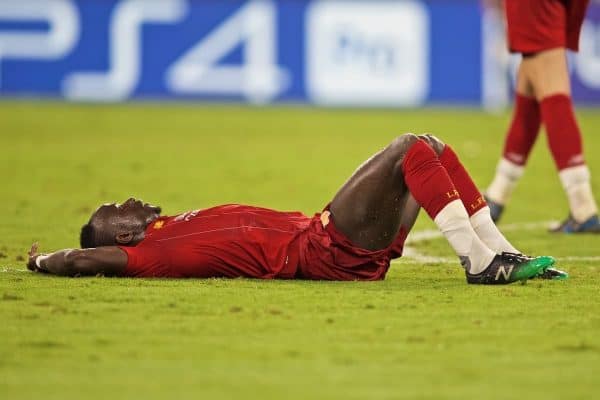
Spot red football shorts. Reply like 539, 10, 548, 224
505, 0, 590, 53
294, 211, 408, 281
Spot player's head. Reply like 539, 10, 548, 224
80, 198, 161, 248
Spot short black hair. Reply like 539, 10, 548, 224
80, 223, 97, 248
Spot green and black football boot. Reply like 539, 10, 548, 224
510, 253, 569, 280
466, 252, 555, 285
535, 267, 569, 280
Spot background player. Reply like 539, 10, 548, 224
485, 0, 600, 233
27, 134, 561, 284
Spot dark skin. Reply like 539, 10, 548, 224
330, 133, 444, 250
27, 134, 446, 276
27, 198, 162, 276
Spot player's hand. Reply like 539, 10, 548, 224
27, 243, 44, 272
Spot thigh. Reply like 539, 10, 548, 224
329, 134, 419, 251
515, 62, 535, 97
522, 48, 571, 99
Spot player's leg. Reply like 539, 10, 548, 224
329, 134, 550, 280
329, 134, 422, 252
525, 48, 571, 99
485, 62, 541, 222
384, 193, 421, 260
417, 135, 565, 279
419, 134, 519, 254
524, 48, 600, 232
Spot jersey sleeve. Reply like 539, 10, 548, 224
117, 243, 171, 277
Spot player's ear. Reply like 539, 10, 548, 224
115, 231, 135, 245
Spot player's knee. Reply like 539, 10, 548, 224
387, 133, 420, 159
419, 134, 445, 156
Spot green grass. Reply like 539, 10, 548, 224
1, 102, 599, 400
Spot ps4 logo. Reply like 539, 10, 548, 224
2, 0, 599, 105
0, 0, 288, 103
0, 0, 79, 87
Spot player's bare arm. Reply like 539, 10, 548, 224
27, 243, 127, 277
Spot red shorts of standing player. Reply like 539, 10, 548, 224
506, 0, 589, 53
27, 135, 562, 284
485, 0, 600, 233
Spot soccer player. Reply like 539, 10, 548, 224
27, 135, 565, 284
485, 0, 600, 232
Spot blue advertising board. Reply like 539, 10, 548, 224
0, 0, 599, 106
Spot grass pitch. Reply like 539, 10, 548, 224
1, 102, 599, 400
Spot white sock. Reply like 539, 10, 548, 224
434, 200, 496, 274
486, 158, 525, 204
470, 206, 519, 254
559, 165, 598, 222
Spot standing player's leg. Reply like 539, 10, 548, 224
524, 48, 600, 232
497, 0, 598, 231
329, 135, 552, 282
485, 62, 541, 222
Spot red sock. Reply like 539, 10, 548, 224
502, 94, 541, 165
439, 145, 486, 217
540, 94, 585, 170
401, 140, 460, 219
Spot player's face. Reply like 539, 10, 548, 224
92, 198, 162, 235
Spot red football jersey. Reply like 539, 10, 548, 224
119, 204, 310, 278
118, 204, 408, 281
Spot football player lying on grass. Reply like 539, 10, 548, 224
27, 134, 567, 284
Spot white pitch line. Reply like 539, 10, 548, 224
554, 256, 600, 262
399, 220, 600, 265
1, 267, 29, 273
392, 255, 600, 266
404, 220, 553, 245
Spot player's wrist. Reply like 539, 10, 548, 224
35, 255, 50, 270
